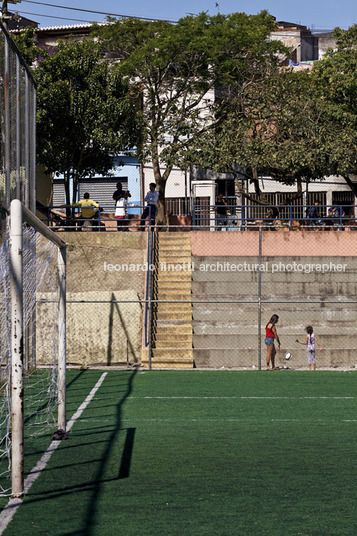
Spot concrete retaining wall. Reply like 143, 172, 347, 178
191, 231, 357, 369
37, 230, 357, 369
39, 233, 147, 366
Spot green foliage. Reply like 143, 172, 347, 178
94, 12, 288, 220
11, 27, 41, 66
185, 49, 357, 204
311, 24, 357, 178
34, 39, 138, 204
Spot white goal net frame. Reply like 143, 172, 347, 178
0, 199, 67, 498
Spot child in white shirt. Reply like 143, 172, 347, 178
296, 326, 323, 370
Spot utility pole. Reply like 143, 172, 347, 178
1, 0, 22, 30
1, 1, 10, 30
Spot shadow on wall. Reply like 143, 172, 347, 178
107, 292, 141, 366
36, 290, 143, 366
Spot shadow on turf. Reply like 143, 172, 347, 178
24, 370, 138, 535
22, 370, 89, 428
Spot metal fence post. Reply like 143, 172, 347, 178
57, 246, 67, 431
148, 225, 153, 370
258, 225, 262, 370
10, 199, 24, 497
4, 35, 10, 207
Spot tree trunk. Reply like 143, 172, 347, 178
251, 167, 266, 202
155, 176, 167, 228
64, 171, 71, 219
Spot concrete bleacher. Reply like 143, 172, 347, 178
192, 254, 357, 369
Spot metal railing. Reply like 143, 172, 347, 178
143, 216, 156, 357
37, 204, 147, 231
192, 204, 356, 231
36, 204, 357, 232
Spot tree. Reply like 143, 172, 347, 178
311, 24, 357, 188
94, 12, 287, 223
29, 39, 137, 206
186, 67, 342, 205
11, 27, 40, 66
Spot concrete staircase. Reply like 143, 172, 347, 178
144, 232, 194, 368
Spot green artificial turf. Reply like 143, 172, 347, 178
1, 370, 356, 535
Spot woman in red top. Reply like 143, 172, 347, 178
265, 314, 281, 370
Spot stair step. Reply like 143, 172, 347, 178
157, 275, 192, 281
159, 247, 191, 254
158, 258, 192, 265
156, 311, 192, 321
154, 323, 193, 334
157, 271, 192, 280
157, 246, 191, 252
158, 231, 191, 241
155, 281, 192, 290
157, 303, 192, 312
155, 292, 191, 300
158, 238, 191, 245
152, 348, 194, 358
141, 359, 194, 369
158, 241, 191, 248
155, 339, 192, 348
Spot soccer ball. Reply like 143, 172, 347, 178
284, 352, 292, 360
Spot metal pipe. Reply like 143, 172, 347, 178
16, 55, 20, 199
148, 229, 154, 370
25, 72, 30, 208
22, 204, 66, 249
57, 247, 66, 431
10, 199, 24, 497
4, 35, 10, 207
31, 80, 37, 214
258, 226, 262, 370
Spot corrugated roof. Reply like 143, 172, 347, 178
10, 22, 108, 34
35, 22, 108, 32
36, 23, 93, 32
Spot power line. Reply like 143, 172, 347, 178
21, 0, 177, 23
20, 1, 344, 30
18, 10, 99, 23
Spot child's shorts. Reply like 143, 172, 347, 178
265, 337, 275, 346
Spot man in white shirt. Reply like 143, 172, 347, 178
140, 183, 159, 230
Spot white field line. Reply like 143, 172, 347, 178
131, 396, 355, 400
0, 372, 107, 536
117, 417, 355, 424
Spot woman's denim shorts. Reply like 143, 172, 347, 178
264, 337, 275, 346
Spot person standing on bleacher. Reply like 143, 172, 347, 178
140, 183, 159, 230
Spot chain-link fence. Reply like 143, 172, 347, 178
149, 227, 357, 370
0, 21, 36, 238
48, 221, 357, 371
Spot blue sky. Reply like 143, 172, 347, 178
14, 0, 357, 31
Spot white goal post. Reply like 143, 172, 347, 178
9, 199, 67, 497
